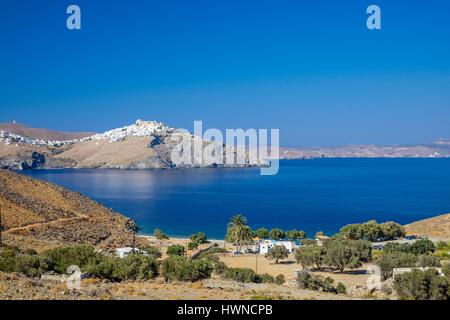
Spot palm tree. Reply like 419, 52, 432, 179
125, 219, 140, 252
226, 214, 253, 253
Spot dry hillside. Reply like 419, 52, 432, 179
0, 122, 95, 141
0, 170, 141, 251
405, 213, 450, 240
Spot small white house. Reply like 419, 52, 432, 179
116, 247, 147, 258
258, 240, 296, 255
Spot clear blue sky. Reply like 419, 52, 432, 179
1, 0, 450, 146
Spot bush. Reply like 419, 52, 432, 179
154, 228, 169, 240
86, 253, 159, 282
140, 246, 162, 258
260, 273, 275, 283
43, 245, 99, 273
161, 256, 213, 282
0, 253, 49, 278
166, 244, 185, 256
336, 282, 347, 294
190, 232, 207, 244
275, 274, 285, 285
213, 260, 228, 275
188, 242, 199, 250
394, 269, 450, 300
296, 270, 337, 293
225, 267, 260, 283
301, 239, 317, 246
416, 254, 441, 268
410, 239, 435, 255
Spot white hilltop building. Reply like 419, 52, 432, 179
0, 120, 172, 147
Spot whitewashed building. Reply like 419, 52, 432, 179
258, 240, 296, 255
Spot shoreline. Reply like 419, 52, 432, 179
138, 234, 226, 244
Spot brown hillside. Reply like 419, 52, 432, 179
405, 213, 450, 241
0, 170, 141, 251
0, 122, 95, 141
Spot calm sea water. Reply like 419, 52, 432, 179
21, 159, 450, 239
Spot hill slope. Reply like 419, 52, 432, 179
0, 122, 95, 141
0, 170, 139, 251
405, 213, 450, 240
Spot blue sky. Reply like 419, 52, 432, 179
1, 0, 450, 146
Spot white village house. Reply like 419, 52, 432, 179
258, 240, 297, 255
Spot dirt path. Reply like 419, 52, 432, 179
4, 214, 89, 234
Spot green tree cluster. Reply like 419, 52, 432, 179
394, 269, 450, 300
339, 220, 405, 241
294, 239, 371, 272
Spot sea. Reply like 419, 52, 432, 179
21, 158, 450, 239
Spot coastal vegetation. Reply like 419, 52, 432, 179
338, 220, 405, 242
161, 255, 212, 282
153, 228, 169, 240
296, 270, 346, 294
375, 239, 441, 280
225, 215, 253, 253
394, 268, 450, 300
166, 244, 185, 256
294, 239, 371, 272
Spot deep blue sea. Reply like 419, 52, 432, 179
21, 159, 450, 239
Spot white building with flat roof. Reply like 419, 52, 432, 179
258, 240, 296, 255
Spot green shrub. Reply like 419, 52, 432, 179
166, 244, 185, 256
190, 232, 207, 244
394, 269, 449, 300
86, 253, 159, 282
260, 273, 275, 283
154, 228, 169, 240
336, 282, 347, 294
213, 260, 228, 275
275, 274, 285, 285
301, 239, 317, 246
42, 245, 99, 273
225, 267, 259, 283
140, 246, 162, 258
296, 270, 337, 293
161, 256, 212, 282
188, 242, 199, 250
